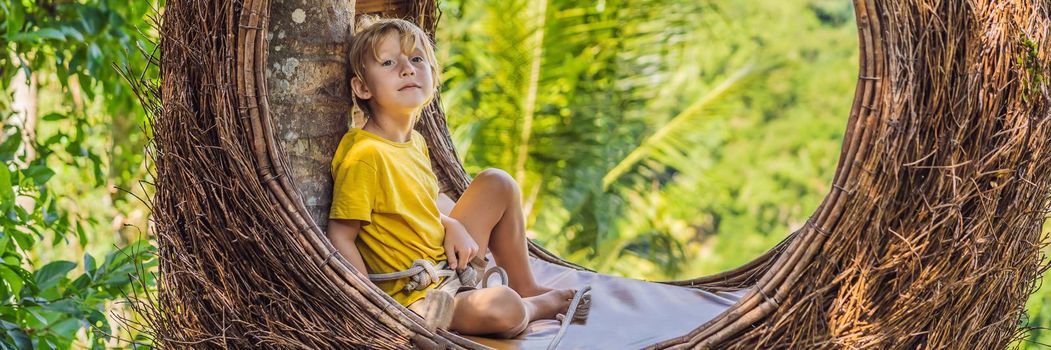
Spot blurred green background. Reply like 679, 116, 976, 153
1, 0, 1048, 348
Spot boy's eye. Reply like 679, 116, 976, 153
411, 56, 425, 63
381, 59, 394, 66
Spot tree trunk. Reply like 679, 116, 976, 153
266, 0, 355, 228
11, 64, 37, 162
12, 65, 37, 214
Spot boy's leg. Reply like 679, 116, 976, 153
449, 168, 547, 296
448, 286, 527, 336
448, 285, 576, 337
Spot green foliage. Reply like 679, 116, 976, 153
0, 240, 155, 350
1, 0, 160, 348
0, 118, 158, 348
437, 0, 859, 279
1020, 32, 1045, 103
2, 0, 156, 192
1019, 220, 1051, 349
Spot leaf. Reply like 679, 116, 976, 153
75, 222, 87, 249
41, 299, 78, 316
83, 254, 96, 278
24, 308, 47, 325
86, 43, 103, 75
11, 205, 27, 224
41, 200, 58, 227
0, 166, 12, 213
4, 1, 25, 40
95, 240, 156, 291
40, 113, 65, 122
10, 28, 66, 42
0, 264, 23, 300
42, 134, 64, 147
77, 6, 105, 35
601, 62, 766, 191
42, 337, 57, 350
69, 275, 90, 291
0, 320, 31, 350
85, 309, 110, 343
87, 153, 104, 187
47, 318, 80, 345
59, 27, 84, 42
9, 227, 32, 250
21, 165, 54, 186
0, 132, 21, 161
32, 261, 76, 291
0, 234, 10, 255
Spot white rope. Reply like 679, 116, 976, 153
368, 258, 510, 294
367, 259, 456, 294
481, 265, 508, 288
547, 285, 592, 350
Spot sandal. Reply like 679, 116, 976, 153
548, 285, 592, 350
420, 288, 455, 333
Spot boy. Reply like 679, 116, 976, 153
326, 18, 586, 338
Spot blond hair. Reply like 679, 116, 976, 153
347, 17, 441, 122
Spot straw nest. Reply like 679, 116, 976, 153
132, 0, 1051, 348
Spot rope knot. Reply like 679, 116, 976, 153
404, 259, 441, 293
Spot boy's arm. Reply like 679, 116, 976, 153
439, 210, 480, 270
327, 218, 369, 277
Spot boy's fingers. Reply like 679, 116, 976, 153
446, 249, 458, 269
456, 250, 468, 271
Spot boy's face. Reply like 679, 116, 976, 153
352, 32, 435, 117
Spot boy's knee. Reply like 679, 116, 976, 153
476, 168, 518, 195
482, 286, 526, 332
478, 168, 513, 184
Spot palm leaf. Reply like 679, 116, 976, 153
602, 61, 767, 191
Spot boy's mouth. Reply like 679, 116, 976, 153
398, 83, 422, 91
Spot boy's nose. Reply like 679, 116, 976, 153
400, 63, 416, 77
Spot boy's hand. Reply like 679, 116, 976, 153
441, 217, 478, 271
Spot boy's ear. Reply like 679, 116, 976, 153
350, 76, 372, 100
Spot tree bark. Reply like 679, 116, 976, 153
266, 0, 355, 228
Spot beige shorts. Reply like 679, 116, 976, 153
406, 276, 476, 316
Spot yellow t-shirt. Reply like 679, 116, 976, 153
328, 128, 447, 306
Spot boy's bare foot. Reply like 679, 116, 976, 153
523, 288, 576, 321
